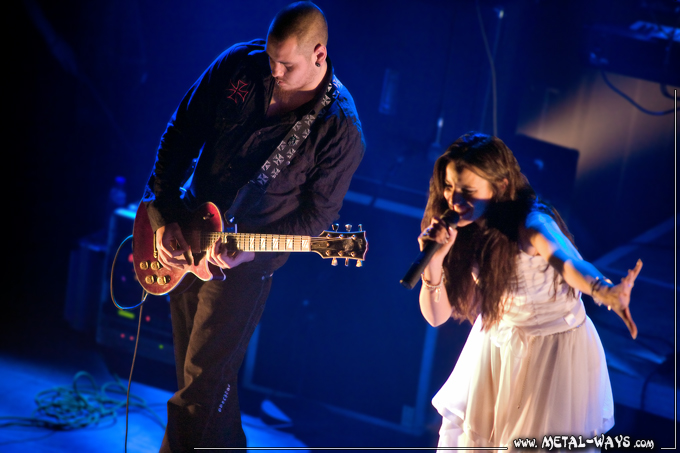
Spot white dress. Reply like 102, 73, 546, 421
433, 251, 614, 449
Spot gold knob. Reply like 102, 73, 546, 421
145, 275, 156, 284
151, 261, 162, 270
139, 261, 149, 270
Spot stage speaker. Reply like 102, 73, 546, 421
242, 177, 471, 435
64, 232, 107, 333
504, 134, 579, 220
95, 206, 175, 365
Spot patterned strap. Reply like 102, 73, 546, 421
224, 76, 342, 224
254, 76, 341, 187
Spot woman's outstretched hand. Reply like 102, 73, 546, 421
594, 259, 643, 339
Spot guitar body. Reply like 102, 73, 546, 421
132, 202, 226, 296
132, 201, 367, 296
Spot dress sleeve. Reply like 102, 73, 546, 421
525, 209, 583, 260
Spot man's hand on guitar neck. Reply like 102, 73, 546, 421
207, 237, 255, 269
156, 223, 193, 269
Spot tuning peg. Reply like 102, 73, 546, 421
345, 224, 352, 232
331, 223, 339, 232
345, 258, 349, 266
356, 260, 363, 267
331, 258, 338, 266
358, 224, 363, 231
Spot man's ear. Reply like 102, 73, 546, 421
313, 43, 327, 65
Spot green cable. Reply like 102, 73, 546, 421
0, 371, 166, 431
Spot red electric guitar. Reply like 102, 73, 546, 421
132, 202, 368, 295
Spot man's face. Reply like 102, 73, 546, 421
265, 36, 317, 93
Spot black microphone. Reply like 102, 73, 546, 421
400, 210, 459, 290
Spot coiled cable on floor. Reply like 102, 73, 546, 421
0, 371, 165, 431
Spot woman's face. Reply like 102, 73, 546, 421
443, 162, 495, 227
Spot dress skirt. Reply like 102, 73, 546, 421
432, 315, 614, 449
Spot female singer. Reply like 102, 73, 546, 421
418, 132, 642, 448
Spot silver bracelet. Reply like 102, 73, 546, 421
590, 277, 613, 310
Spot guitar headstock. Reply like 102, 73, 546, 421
310, 223, 368, 267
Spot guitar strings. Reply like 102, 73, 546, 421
198, 233, 352, 251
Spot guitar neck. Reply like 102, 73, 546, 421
201, 232, 313, 253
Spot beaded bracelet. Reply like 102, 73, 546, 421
421, 273, 444, 303
590, 277, 613, 310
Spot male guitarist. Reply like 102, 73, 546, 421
142, 2, 364, 450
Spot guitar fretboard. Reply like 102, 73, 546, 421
201, 233, 312, 252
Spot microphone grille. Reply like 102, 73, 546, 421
441, 209, 459, 226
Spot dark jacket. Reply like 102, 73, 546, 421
144, 39, 365, 271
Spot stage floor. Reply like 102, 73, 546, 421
0, 322, 435, 451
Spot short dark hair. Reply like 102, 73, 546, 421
267, 2, 328, 54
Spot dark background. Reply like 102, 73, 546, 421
8, 0, 678, 447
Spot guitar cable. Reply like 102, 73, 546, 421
109, 234, 150, 453
110, 235, 146, 311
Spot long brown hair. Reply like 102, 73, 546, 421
422, 133, 575, 329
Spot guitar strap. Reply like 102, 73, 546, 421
224, 74, 342, 225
